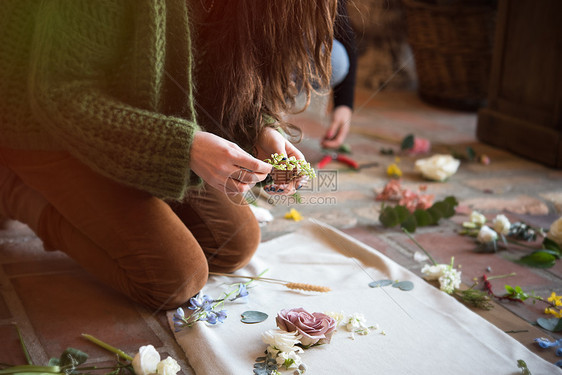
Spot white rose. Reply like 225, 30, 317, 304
421, 264, 449, 280
414, 154, 460, 182
262, 329, 302, 354
548, 217, 562, 246
132, 345, 160, 375
470, 211, 487, 226
477, 225, 498, 243
156, 357, 181, 375
492, 214, 511, 236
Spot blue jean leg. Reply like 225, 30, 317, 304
331, 39, 350, 87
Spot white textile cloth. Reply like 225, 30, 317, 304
168, 220, 560, 374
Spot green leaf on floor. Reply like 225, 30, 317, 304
241, 311, 268, 324
517, 250, 557, 268
536, 317, 562, 332
400, 134, 414, 151
380, 205, 409, 228
400, 214, 417, 233
337, 144, 352, 154
542, 237, 561, 258
413, 209, 432, 227
59, 348, 88, 369
379, 196, 458, 232
466, 146, 476, 161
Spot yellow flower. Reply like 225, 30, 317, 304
544, 307, 562, 318
387, 163, 402, 178
547, 291, 562, 306
284, 208, 303, 222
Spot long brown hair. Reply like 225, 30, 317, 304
192, 0, 337, 151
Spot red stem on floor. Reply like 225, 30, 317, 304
482, 274, 524, 303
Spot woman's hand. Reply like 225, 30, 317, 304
255, 126, 308, 196
321, 105, 352, 149
255, 126, 304, 162
190, 131, 272, 195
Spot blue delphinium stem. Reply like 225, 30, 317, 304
173, 270, 270, 330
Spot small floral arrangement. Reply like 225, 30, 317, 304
254, 308, 379, 374
265, 154, 316, 184
461, 211, 561, 268
414, 154, 460, 181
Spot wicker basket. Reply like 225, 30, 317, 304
402, 0, 496, 111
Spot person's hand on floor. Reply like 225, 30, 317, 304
190, 131, 272, 195
321, 105, 352, 149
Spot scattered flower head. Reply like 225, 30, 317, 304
284, 208, 303, 222
421, 258, 461, 294
132, 345, 160, 375
492, 214, 511, 236
438, 267, 462, 294
132, 345, 181, 375
375, 179, 435, 214
262, 329, 303, 355
547, 216, 562, 247
421, 264, 449, 281
414, 154, 460, 182
345, 313, 372, 335
386, 163, 402, 178
477, 225, 498, 244
408, 137, 431, 155
156, 357, 181, 375
469, 211, 487, 226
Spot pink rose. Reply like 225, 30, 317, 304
276, 308, 337, 347
409, 137, 431, 154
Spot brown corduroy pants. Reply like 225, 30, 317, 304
0, 148, 260, 310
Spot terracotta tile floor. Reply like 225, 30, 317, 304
1, 89, 562, 372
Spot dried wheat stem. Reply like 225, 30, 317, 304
285, 283, 331, 293
208, 272, 331, 292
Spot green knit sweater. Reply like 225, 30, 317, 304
0, 0, 202, 201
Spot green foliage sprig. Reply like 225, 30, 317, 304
379, 196, 458, 232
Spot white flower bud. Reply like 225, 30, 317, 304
492, 214, 511, 235
477, 225, 498, 243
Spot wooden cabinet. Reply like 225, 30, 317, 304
476, 0, 562, 168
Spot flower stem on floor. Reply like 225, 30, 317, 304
81, 334, 133, 361
402, 228, 437, 266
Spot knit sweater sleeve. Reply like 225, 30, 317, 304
28, 0, 201, 201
